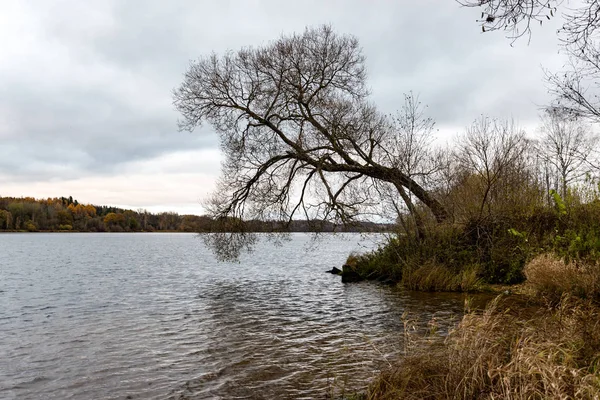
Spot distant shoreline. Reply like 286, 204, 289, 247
0, 196, 393, 234
0, 230, 191, 233
0, 230, 385, 234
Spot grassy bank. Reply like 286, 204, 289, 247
341, 191, 600, 398
337, 253, 598, 399
352, 250, 600, 399
344, 195, 600, 292
367, 293, 600, 399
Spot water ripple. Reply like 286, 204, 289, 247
0, 233, 487, 399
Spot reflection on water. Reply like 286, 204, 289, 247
0, 233, 489, 399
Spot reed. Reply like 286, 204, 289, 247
367, 296, 600, 399
525, 254, 600, 304
401, 262, 483, 292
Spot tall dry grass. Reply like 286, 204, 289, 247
525, 254, 600, 304
367, 296, 600, 399
401, 262, 483, 292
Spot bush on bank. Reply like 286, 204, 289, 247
346, 195, 600, 290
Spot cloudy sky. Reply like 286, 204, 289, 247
0, 0, 565, 215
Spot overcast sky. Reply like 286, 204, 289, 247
0, 0, 565, 214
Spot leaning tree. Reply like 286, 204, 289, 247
174, 25, 447, 243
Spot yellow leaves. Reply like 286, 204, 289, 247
84, 205, 96, 217
103, 212, 126, 225
67, 203, 96, 218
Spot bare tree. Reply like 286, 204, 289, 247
384, 93, 440, 238
173, 26, 448, 242
536, 108, 597, 197
456, 117, 529, 220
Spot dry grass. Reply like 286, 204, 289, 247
401, 263, 483, 292
345, 253, 360, 268
367, 296, 600, 400
525, 254, 600, 304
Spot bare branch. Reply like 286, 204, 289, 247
458, 0, 560, 43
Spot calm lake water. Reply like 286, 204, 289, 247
0, 233, 480, 399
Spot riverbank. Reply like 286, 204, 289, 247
351, 251, 600, 399
366, 292, 600, 399
343, 198, 600, 291
340, 197, 600, 398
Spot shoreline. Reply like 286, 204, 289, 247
0, 230, 194, 233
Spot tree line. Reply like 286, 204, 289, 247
0, 196, 390, 233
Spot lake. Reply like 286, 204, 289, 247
0, 233, 477, 399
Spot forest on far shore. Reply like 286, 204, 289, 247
0, 196, 390, 233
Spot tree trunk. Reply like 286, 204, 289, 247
360, 167, 449, 224
394, 182, 426, 240
396, 174, 449, 223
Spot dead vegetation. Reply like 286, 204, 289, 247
525, 254, 600, 305
367, 294, 600, 399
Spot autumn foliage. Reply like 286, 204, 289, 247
0, 196, 211, 232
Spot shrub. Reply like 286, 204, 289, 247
347, 241, 405, 282
349, 189, 600, 289
353, 220, 530, 287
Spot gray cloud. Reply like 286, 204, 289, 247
0, 0, 566, 188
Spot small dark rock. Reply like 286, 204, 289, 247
326, 266, 342, 275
